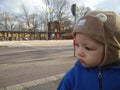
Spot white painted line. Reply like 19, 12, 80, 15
0, 73, 64, 90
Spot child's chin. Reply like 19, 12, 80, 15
81, 63, 93, 68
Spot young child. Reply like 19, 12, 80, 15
57, 10, 120, 90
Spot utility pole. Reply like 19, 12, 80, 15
71, 4, 77, 57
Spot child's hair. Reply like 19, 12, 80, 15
72, 10, 120, 66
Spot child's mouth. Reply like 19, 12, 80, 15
79, 59, 85, 63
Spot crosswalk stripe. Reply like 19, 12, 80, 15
0, 73, 64, 90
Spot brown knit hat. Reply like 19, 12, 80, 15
73, 10, 120, 66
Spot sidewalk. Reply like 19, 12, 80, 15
0, 40, 73, 47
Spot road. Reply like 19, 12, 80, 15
0, 40, 76, 90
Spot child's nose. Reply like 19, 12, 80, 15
77, 47, 85, 57
78, 52, 85, 57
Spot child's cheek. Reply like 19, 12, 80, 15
75, 50, 79, 58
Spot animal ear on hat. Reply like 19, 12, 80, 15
96, 13, 107, 22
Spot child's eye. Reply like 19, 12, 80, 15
85, 47, 94, 51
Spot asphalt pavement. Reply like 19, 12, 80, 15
0, 40, 74, 90
26, 79, 61, 90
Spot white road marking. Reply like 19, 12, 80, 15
0, 73, 64, 90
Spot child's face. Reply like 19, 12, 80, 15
75, 33, 104, 68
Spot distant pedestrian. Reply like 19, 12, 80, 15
51, 33, 55, 40
57, 10, 120, 90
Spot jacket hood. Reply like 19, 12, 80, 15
73, 10, 120, 66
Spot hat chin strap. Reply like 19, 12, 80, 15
99, 44, 107, 67
99, 22, 108, 67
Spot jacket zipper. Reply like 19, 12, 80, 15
98, 67, 102, 90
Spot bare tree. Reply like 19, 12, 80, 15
41, 0, 72, 39
20, 3, 39, 39
21, 3, 31, 30
0, 12, 9, 31
0, 12, 18, 31
29, 14, 40, 39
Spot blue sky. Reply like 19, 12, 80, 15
0, 0, 120, 14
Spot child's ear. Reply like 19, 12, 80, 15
72, 32, 76, 38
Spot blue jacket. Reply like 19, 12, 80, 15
57, 60, 120, 90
